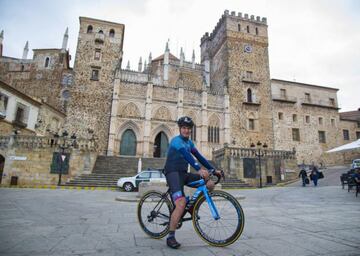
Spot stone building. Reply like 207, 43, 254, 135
0, 10, 359, 187
0, 29, 73, 115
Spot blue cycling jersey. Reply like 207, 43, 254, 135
163, 135, 214, 174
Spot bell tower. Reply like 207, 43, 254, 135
201, 10, 273, 148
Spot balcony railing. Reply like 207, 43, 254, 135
242, 78, 260, 84
272, 94, 297, 103
243, 100, 261, 106
301, 98, 339, 109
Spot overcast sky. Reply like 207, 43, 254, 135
0, 0, 359, 112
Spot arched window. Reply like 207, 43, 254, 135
109, 29, 115, 37
120, 129, 137, 156
44, 57, 50, 68
87, 25, 93, 33
238, 24, 241, 32
247, 88, 252, 102
255, 27, 259, 35
98, 30, 104, 34
208, 126, 220, 143
247, 25, 250, 33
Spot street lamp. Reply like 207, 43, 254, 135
54, 131, 77, 186
250, 141, 268, 188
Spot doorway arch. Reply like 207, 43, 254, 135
153, 132, 168, 158
120, 129, 137, 156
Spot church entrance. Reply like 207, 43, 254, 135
120, 129, 137, 156
0, 154, 4, 184
153, 132, 168, 158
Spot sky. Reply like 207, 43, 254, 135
0, 0, 359, 112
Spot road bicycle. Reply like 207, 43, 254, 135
137, 171, 245, 247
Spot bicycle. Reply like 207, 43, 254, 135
137, 170, 245, 247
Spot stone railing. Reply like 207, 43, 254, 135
0, 135, 97, 151
300, 98, 339, 109
272, 94, 297, 103
213, 145, 296, 160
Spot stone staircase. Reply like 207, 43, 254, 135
65, 156, 251, 189
65, 156, 166, 188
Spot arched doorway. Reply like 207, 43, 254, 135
0, 154, 5, 184
153, 132, 168, 158
120, 129, 137, 156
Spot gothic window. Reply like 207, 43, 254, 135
191, 125, 196, 141
238, 24, 241, 32
247, 88, 252, 103
120, 129, 137, 156
208, 126, 219, 143
87, 25, 93, 33
109, 29, 115, 37
44, 57, 50, 68
247, 25, 250, 33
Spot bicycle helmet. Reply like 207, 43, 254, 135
177, 116, 194, 128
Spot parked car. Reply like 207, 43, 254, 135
117, 169, 166, 192
351, 159, 360, 170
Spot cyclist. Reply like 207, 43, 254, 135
164, 116, 221, 249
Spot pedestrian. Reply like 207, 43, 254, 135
298, 169, 308, 187
310, 166, 320, 186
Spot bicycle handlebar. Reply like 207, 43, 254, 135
210, 169, 225, 185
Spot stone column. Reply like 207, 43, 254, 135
143, 82, 153, 157
107, 71, 121, 156
201, 90, 208, 155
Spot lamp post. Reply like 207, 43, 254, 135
250, 141, 268, 188
54, 131, 76, 186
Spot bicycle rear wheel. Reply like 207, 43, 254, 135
192, 190, 245, 247
137, 190, 173, 239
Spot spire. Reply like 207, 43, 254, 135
148, 52, 152, 65
165, 40, 170, 52
62, 27, 69, 52
126, 60, 130, 70
138, 57, 142, 72
143, 60, 147, 72
180, 47, 184, 67
22, 41, 29, 59
0, 30, 3, 57
192, 49, 195, 69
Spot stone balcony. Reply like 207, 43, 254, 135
272, 94, 297, 103
301, 98, 340, 110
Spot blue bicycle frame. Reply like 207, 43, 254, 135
187, 179, 220, 220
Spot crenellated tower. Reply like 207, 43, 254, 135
201, 10, 274, 148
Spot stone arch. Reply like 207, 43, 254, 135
120, 129, 137, 156
150, 124, 173, 143
153, 106, 172, 121
118, 102, 141, 118
117, 121, 141, 156
117, 120, 141, 140
176, 73, 202, 91
183, 110, 199, 125
208, 113, 221, 127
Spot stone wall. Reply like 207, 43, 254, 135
0, 135, 97, 186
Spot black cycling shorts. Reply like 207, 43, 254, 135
165, 171, 201, 202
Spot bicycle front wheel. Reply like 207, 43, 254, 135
137, 190, 173, 239
192, 190, 245, 247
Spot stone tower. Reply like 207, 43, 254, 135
66, 17, 124, 154
201, 10, 274, 148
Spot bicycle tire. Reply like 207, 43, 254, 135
137, 190, 173, 239
192, 190, 245, 247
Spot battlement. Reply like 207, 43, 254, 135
201, 10, 267, 44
